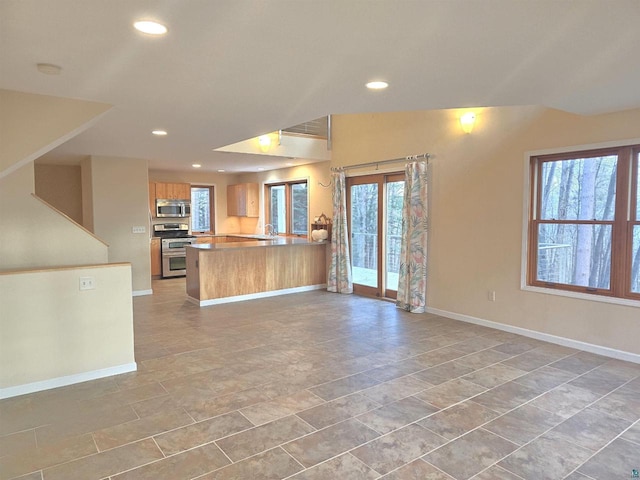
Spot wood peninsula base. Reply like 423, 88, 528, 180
186, 238, 327, 306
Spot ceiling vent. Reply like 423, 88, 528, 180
282, 117, 328, 139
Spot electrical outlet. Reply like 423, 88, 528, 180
132, 226, 146, 234
488, 290, 496, 302
79, 277, 95, 291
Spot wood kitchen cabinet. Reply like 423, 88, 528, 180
154, 182, 191, 200
149, 181, 191, 217
186, 240, 327, 304
227, 183, 259, 217
150, 237, 161, 277
148, 182, 157, 214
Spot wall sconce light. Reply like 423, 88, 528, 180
258, 135, 271, 152
460, 112, 476, 134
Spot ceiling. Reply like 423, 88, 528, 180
2, 1, 640, 173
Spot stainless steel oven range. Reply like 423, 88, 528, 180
153, 223, 196, 278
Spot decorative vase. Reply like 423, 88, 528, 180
311, 229, 328, 242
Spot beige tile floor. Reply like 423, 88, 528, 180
1, 278, 639, 479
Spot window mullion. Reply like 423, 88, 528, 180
632, 149, 640, 298
284, 183, 293, 235
611, 148, 631, 297
528, 160, 541, 286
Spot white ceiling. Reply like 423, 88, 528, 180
2, 0, 640, 172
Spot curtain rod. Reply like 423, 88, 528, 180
332, 153, 430, 172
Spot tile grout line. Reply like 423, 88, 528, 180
409, 367, 602, 478
213, 439, 235, 466
192, 342, 611, 478
425, 459, 473, 480
470, 464, 527, 480
90, 432, 100, 455
43, 415, 252, 479
150, 436, 166, 458
553, 408, 640, 478
5, 289, 638, 480
38, 442, 165, 480
278, 445, 309, 478
470, 368, 638, 479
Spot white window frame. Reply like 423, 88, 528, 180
190, 183, 217, 234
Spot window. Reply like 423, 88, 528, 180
528, 145, 639, 300
191, 185, 215, 233
266, 180, 308, 235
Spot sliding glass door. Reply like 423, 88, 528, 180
348, 173, 404, 299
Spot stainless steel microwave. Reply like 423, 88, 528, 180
156, 199, 191, 218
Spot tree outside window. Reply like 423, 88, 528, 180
269, 185, 286, 234
291, 183, 308, 235
191, 186, 215, 233
633, 152, 640, 293
267, 181, 308, 236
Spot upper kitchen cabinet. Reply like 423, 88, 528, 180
154, 182, 191, 200
149, 181, 192, 217
227, 183, 259, 217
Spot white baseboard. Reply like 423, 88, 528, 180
426, 307, 640, 365
189, 284, 327, 307
132, 289, 153, 297
0, 362, 138, 400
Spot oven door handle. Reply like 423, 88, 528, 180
162, 251, 187, 257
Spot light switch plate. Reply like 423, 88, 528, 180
132, 226, 146, 234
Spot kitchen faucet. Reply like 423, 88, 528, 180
265, 224, 277, 236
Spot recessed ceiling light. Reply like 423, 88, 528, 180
192, 164, 201, 168
366, 81, 388, 90
37, 63, 62, 75
217, 169, 225, 172
134, 20, 168, 35
151, 130, 167, 136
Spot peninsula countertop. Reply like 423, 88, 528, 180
187, 236, 326, 250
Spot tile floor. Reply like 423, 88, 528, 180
1, 278, 639, 479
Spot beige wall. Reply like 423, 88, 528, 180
0, 163, 108, 270
0, 89, 110, 270
149, 170, 254, 234
0, 89, 110, 177
88, 156, 151, 293
81, 156, 94, 231
252, 162, 333, 236
0, 264, 135, 393
331, 106, 640, 356
34, 164, 83, 224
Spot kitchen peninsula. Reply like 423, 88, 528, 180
186, 237, 327, 306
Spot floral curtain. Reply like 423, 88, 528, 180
327, 168, 353, 293
396, 161, 428, 312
